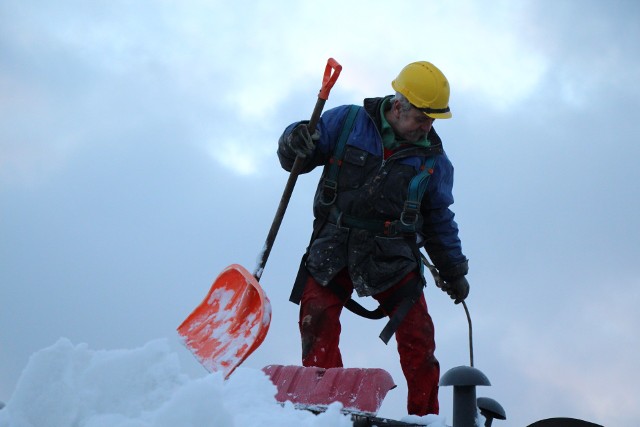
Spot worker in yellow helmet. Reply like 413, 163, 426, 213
278, 61, 469, 416
393, 61, 452, 116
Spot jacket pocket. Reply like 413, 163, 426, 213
370, 235, 416, 281
338, 147, 368, 190
349, 232, 418, 295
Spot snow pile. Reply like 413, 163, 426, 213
0, 339, 448, 427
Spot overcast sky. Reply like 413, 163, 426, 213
2, 1, 639, 426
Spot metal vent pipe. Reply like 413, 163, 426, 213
440, 366, 491, 427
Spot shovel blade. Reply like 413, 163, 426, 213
177, 264, 271, 378
262, 365, 396, 416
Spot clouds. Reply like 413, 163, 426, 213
526, 0, 640, 107
0, 0, 576, 184
495, 285, 640, 424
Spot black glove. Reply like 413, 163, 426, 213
440, 276, 470, 304
285, 123, 319, 158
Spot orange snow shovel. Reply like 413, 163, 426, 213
178, 58, 342, 378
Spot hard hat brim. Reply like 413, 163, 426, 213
424, 110, 452, 120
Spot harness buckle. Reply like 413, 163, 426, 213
400, 200, 420, 226
319, 179, 338, 205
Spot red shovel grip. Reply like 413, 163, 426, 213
318, 58, 342, 100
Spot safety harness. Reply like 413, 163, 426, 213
289, 104, 438, 344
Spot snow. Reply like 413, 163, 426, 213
0, 338, 449, 427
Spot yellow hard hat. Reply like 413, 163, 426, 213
391, 61, 452, 119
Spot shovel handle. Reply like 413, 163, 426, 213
254, 58, 342, 280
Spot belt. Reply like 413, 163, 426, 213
327, 207, 419, 236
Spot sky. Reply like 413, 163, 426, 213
1, 0, 639, 425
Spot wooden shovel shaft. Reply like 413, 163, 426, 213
253, 59, 341, 280
254, 100, 325, 280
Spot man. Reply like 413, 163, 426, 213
277, 61, 469, 416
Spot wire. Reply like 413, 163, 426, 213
421, 252, 474, 367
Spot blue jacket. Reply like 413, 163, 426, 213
278, 96, 467, 296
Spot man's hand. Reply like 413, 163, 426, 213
286, 123, 320, 158
440, 276, 470, 304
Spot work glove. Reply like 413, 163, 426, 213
440, 276, 470, 304
285, 122, 320, 158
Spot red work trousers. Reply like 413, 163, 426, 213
299, 268, 440, 416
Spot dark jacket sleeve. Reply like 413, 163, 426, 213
420, 154, 468, 278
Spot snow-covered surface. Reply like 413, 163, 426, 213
0, 338, 449, 427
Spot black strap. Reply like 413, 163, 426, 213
376, 239, 427, 343
416, 105, 450, 115
379, 296, 417, 344
345, 300, 385, 320
328, 268, 424, 344
325, 280, 386, 320
378, 275, 424, 344
291, 242, 425, 343
327, 206, 419, 237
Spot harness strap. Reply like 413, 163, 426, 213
320, 105, 361, 205
346, 299, 385, 320
400, 156, 437, 227
373, 237, 430, 343
378, 274, 424, 344
326, 280, 386, 320
325, 156, 438, 237
329, 271, 425, 344
328, 207, 419, 237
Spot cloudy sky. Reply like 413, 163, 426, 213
2, 0, 639, 425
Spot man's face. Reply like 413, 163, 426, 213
391, 100, 435, 142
